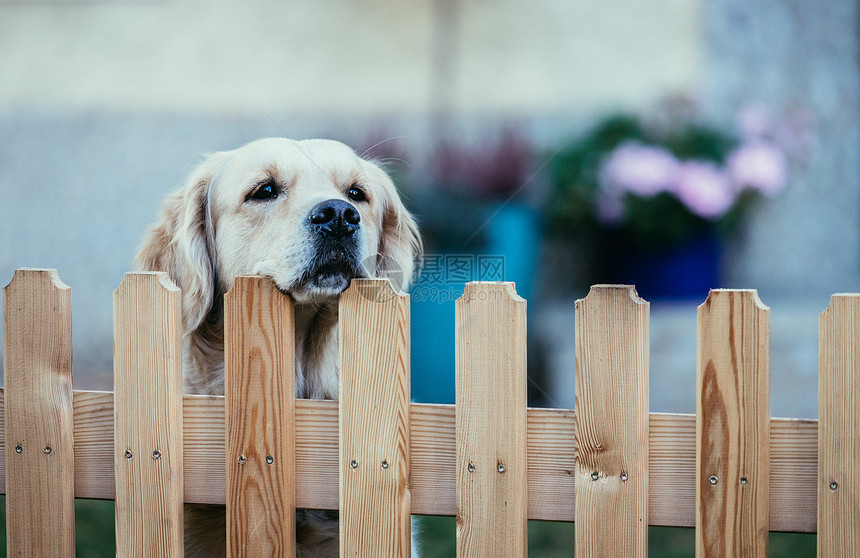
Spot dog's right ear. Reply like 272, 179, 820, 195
135, 153, 227, 334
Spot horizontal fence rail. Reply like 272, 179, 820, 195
2, 268, 858, 556
0, 391, 819, 528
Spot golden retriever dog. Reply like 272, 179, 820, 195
136, 137, 422, 558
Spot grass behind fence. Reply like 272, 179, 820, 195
0, 497, 819, 557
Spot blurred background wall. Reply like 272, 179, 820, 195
0, 0, 857, 419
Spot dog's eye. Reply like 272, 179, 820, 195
247, 181, 278, 202
347, 185, 367, 203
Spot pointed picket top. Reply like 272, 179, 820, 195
818, 293, 860, 556
223, 274, 290, 308
223, 274, 296, 557
819, 293, 860, 332
4, 268, 70, 301
3, 267, 75, 556
575, 284, 648, 308
339, 277, 412, 557
114, 270, 179, 296
113, 270, 184, 557
696, 288, 770, 558
574, 282, 649, 558
455, 280, 528, 557
698, 288, 769, 313
821, 292, 860, 314
457, 281, 526, 305
341, 277, 409, 306
3, 267, 73, 378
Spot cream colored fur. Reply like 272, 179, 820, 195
135, 137, 422, 557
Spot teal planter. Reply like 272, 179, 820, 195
410, 203, 539, 403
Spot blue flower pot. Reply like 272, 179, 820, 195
607, 233, 721, 301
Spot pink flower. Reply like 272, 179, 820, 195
599, 142, 680, 197
727, 142, 787, 197
673, 161, 736, 219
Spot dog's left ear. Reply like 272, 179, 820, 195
135, 152, 227, 334
374, 172, 423, 293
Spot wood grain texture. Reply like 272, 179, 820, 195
574, 285, 649, 558
339, 279, 411, 557
696, 290, 770, 558
0, 392, 821, 531
455, 282, 527, 557
224, 276, 296, 558
184, 394, 227, 504
113, 272, 184, 557
412, 404, 577, 522
818, 294, 860, 556
3, 268, 75, 557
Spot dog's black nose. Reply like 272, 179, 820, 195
308, 199, 360, 238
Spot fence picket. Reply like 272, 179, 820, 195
574, 285, 649, 558
696, 290, 770, 558
3, 268, 75, 557
339, 279, 412, 557
2, 266, 856, 552
455, 282, 528, 557
818, 294, 860, 557
113, 272, 184, 557
225, 276, 296, 557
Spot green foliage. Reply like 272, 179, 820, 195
0, 500, 820, 556
416, 516, 816, 557
546, 113, 750, 250
547, 115, 645, 238
0, 497, 116, 557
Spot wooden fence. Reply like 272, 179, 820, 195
0, 267, 858, 557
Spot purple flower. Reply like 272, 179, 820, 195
599, 142, 680, 197
727, 142, 787, 197
736, 105, 773, 141
595, 190, 626, 225
672, 161, 736, 219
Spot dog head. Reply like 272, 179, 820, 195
136, 137, 422, 333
